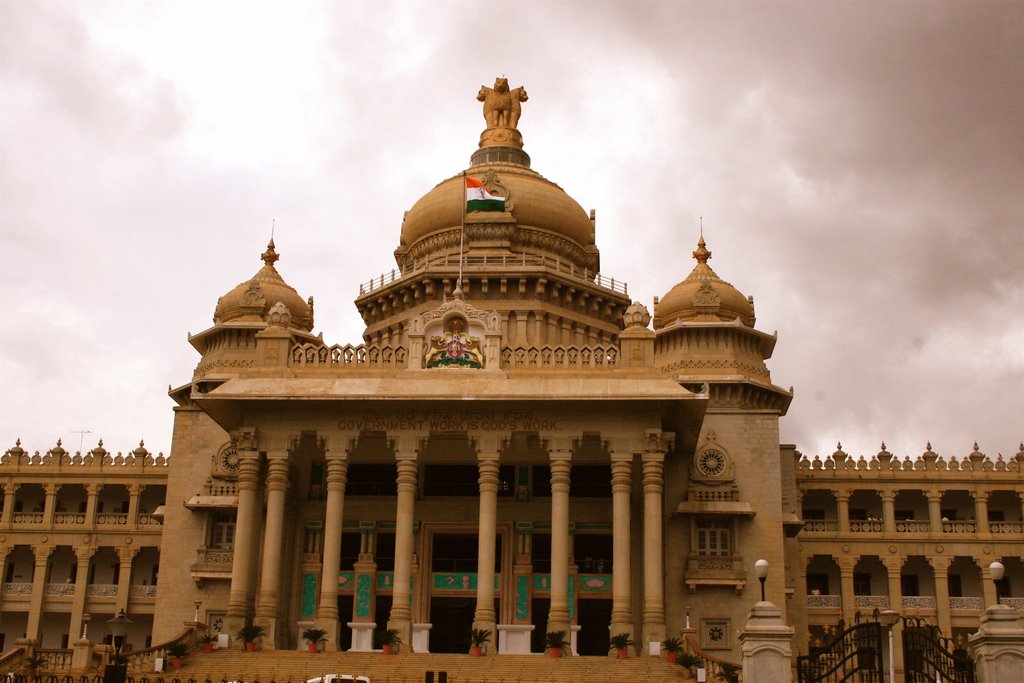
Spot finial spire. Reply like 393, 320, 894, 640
693, 235, 711, 264
261, 239, 279, 267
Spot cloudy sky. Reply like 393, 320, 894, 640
1, 1, 1021, 462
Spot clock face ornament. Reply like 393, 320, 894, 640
697, 449, 727, 477
219, 447, 240, 472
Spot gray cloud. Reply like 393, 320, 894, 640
1, 1, 1020, 462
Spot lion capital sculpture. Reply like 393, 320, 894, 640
477, 77, 528, 130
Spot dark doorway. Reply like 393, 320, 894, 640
337, 595, 353, 650
530, 597, 550, 654
576, 598, 611, 655
429, 597, 475, 653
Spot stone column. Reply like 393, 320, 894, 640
69, 546, 94, 646
609, 449, 634, 638
255, 452, 291, 647
43, 483, 59, 526
641, 440, 667, 646
547, 441, 573, 636
473, 436, 502, 645
883, 556, 903, 613
26, 545, 52, 641
836, 491, 850, 533
316, 436, 352, 648
927, 491, 942, 533
1, 483, 17, 525
969, 605, 1024, 682
931, 556, 951, 635
839, 557, 856, 619
388, 436, 422, 651
85, 484, 101, 526
974, 492, 990, 533
226, 437, 262, 632
981, 562, 998, 608
127, 484, 141, 526
739, 602, 794, 683
881, 490, 895, 533
115, 546, 137, 612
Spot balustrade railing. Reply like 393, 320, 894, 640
895, 520, 931, 532
942, 520, 977, 533
949, 596, 984, 610
12, 512, 43, 524
44, 582, 76, 596
990, 521, 1024, 533
849, 520, 883, 532
1001, 597, 1024, 610
902, 595, 937, 610
87, 583, 118, 597
806, 593, 841, 608
501, 345, 618, 369
359, 253, 629, 296
854, 595, 890, 609
292, 343, 407, 369
96, 513, 128, 525
137, 513, 163, 526
803, 520, 839, 532
54, 512, 86, 525
2, 581, 32, 595
129, 584, 158, 598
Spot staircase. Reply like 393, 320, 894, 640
167, 650, 689, 683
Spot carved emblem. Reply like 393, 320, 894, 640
478, 77, 528, 130
425, 317, 483, 369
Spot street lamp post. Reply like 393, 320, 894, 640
878, 608, 900, 683
989, 561, 1005, 607
755, 559, 769, 602
81, 613, 91, 640
104, 609, 133, 683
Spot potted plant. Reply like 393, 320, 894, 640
609, 632, 635, 659
165, 641, 189, 669
469, 628, 491, 656
545, 630, 569, 658
661, 636, 683, 664
677, 652, 703, 680
237, 624, 265, 652
24, 654, 46, 676
377, 628, 402, 655
302, 628, 327, 653
716, 662, 741, 683
197, 634, 217, 654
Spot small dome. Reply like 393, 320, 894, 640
654, 237, 754, 330
400, 164, 595, 262
214, 240, 313, 331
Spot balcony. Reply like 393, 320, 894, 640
803, 520, 839, 533
2, 582, 32, 597
902, 596, 937, 610
129, 584, 158, 598
895, 520, 930, 532
54, 512, 86, 525
850, 520, 883, 533
806, 594, 841, 609
854, 595, 890, 609
942, 520, 977, 533
949, 597, 984, 610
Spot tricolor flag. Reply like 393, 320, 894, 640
466, 177, 505, 212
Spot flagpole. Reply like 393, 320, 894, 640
458, 171, 466, 291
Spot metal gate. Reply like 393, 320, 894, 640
902, 616, 975, 683
797, 614, 884, 683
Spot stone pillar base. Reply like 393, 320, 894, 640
739, 601, 794, 683
497, 624, 534, 654
969, 605, 1024, 682
315, 617, 340, 651
348, 622, 375, 652
412, 623, 432, 653
254, 616, 278, 650
71, 638, 93, 672
386, 617, 412, 653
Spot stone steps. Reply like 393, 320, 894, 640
167, 650, 687, 683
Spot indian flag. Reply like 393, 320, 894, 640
466, 177, 505, 212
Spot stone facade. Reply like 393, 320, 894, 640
1, 82, 1021, 667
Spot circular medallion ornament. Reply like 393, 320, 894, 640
889, 545, 897, 553
219, 446, 240, 472
935, 545, 944, 554
697, 449, 727, 477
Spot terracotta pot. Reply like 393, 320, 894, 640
667, 651, 677, 664
202, 644, 214, 654
549, 647, 561, 658
470, 645, 482, 656
382, 644, 393, 655
617, 648, 627, 660
245, 642, 255, 652
308, 643, 318, 653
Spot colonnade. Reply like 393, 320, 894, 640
222, 427, 674, 652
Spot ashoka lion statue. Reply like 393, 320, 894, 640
478, 77, 528, 130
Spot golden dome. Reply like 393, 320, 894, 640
399, 164, 596, 264
654, 237, 754, 330
213, 240, 314, 331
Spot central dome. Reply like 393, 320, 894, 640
399, 164, 596, 261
